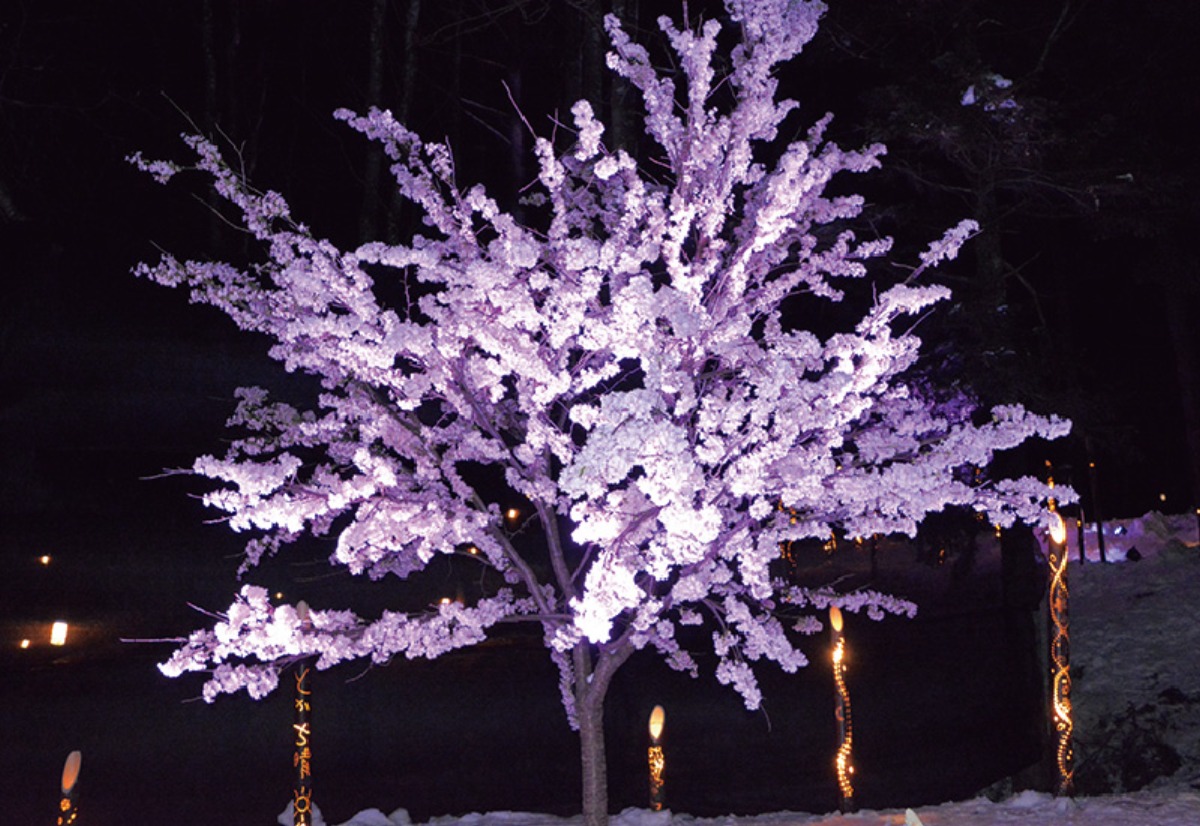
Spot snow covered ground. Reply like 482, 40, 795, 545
291, 785, 1200, 826
295, 512, 1200, 826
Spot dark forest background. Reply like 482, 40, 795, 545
2, 0, 1198, 524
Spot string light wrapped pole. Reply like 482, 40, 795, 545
1047, 509, 1074, 796
830, 606, 855, 813
56, 750, 81, 826
647, 705, 665, 811
293, 601, 315, 825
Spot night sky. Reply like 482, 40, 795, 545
2, 1, 1198, 823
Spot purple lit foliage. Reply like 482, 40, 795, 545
133, 1, 1069, 822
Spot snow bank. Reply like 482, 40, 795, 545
323, 788, 1200, 826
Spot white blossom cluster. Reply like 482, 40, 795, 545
134, 0, 1070, 715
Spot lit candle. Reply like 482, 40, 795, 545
830, 606, 855, 813
57, 750, 81, 826
1047, 511, 1074, 796
647, 705, 665, 811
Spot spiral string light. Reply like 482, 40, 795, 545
1047, 510, 1074, 796
830, 607, 855, 813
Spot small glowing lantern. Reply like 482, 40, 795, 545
50, 621, 69, 647
829, 606, 856, 813
57, 750, 81, 826
647, 705, 665, 811
1047, 509, 1074, 796
293, 602, 315, 826
19, 639, 31, 649
40, 555, 52, 565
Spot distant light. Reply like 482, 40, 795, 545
439, 597, 452, 606
50, 622, 69, 646
505, 508, 520, 522
39, 555, 52, 566
275, 591, 285, 600
1159, 493, 1167, 503
19, 639, 31, 649
467, 545, 479, 555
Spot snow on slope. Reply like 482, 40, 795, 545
1069, 512, 1200, 793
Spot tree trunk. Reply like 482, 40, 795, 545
572, 638, 634, 826
1162, 268, 1200, 513
359, 0, 389, 242
573, 642, 609, 826
0, 177, 23, 222
201, 0, 222, 252
580, 1, 604, 115
578, 682, 609, 826
387, 0, 421, 243
607, 0, 631, 152
971, 183, 1010, 369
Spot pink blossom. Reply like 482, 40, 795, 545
135, 0, 1069, 739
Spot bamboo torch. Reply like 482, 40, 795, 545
830, 606, 856, 813
57, 750, 81, 826
293, 601, 315, 825
648, 705, 665, 811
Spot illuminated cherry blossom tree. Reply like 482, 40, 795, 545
133, 1, 1068, 822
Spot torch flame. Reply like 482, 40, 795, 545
61, 751, 82, 794
648, 705, 665, 741
829, 605, 844, 633
1048, 511, 1067, 546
